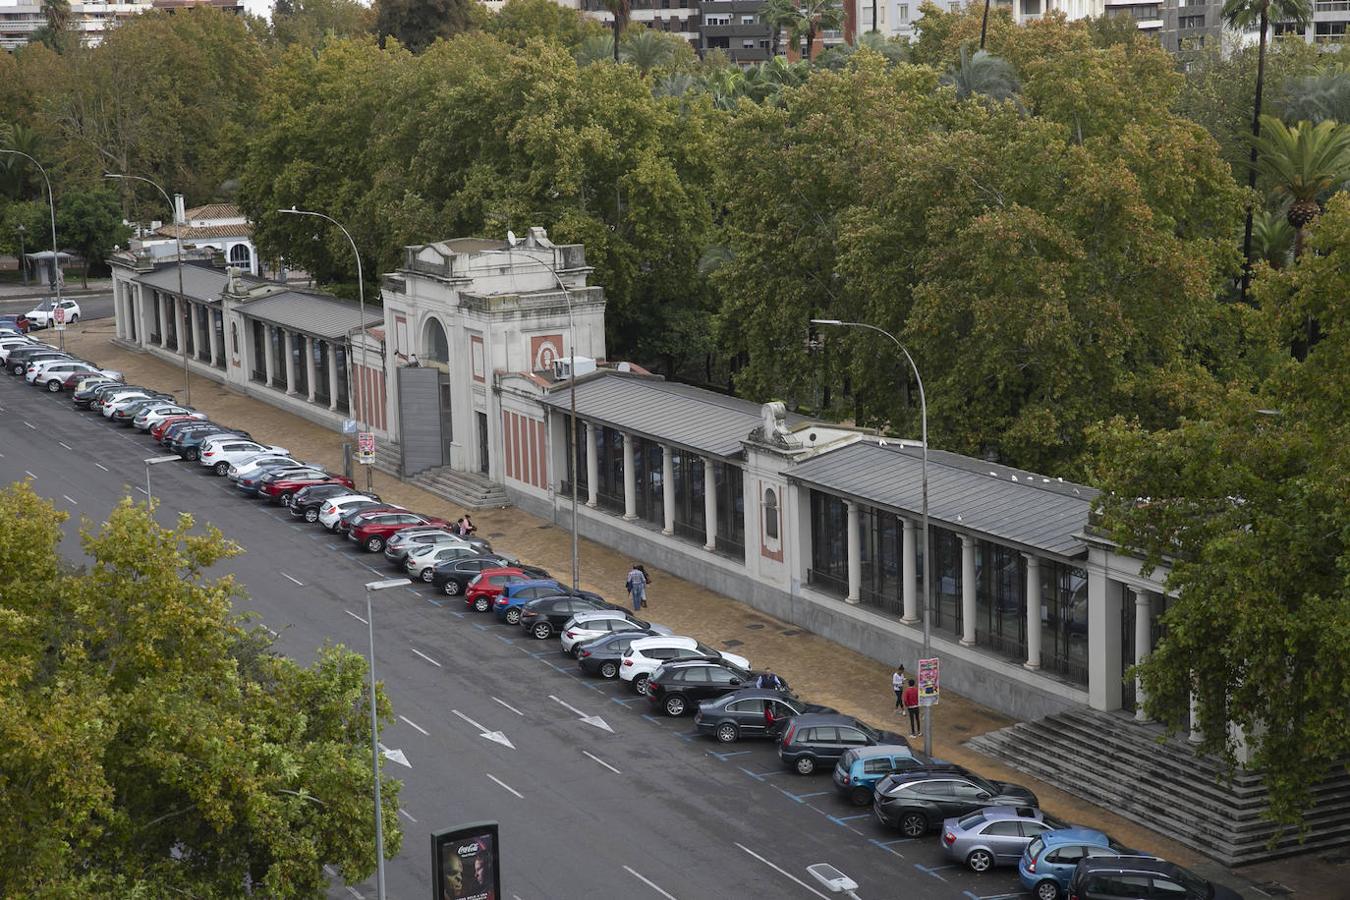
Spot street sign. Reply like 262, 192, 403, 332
357, 431, 376, 465
341, 418, 358, 434
918, 657, 940, 707
54, 307, 66, 331
432, 821, 500, 900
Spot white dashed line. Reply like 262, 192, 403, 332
344, 610, 368, 625
398, 808, 418, 823
624, 866, 679, 900
94, 462, 109, 471
346, 888, 363, 899
280, 572, 304, 587
398, 715, 429, 736
492, 696, 525, 717
58, 441, 72, 450
135, 486, 148, 494
62, 495, 77, 505
409, 648, 442, 668
23, 421, 34, 429
734, 844, 830, 899
23, 470, 36, 479
486, 773, 523, 799
583, 750, 621, 774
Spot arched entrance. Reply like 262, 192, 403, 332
422, 316, 450, 367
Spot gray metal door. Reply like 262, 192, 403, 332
398, 366, 443, 476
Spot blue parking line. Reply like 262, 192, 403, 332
675, 730, 698, 742
868, 838, 905, 858
708, 749, 752, 762
914, 864, 952, 882
776, 787, 829, 804
830, 812, 871, 821
327, 544, 339, 550
963, 893, 1024, 900
739, 767, 781, 781
641, 714, 664, 726
425, 598, 443, 607
610, 696, 642, 706
473, 623, 489, 631
494, 634, 514, 644
404, 587, 419, 595
450, 611, 465, 619
529, 651, 550, 658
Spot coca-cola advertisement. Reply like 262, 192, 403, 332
432, 822, 500, 900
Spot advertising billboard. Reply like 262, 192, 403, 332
432, 821, 500, 900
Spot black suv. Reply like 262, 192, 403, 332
872, 767, 1038, 837
693, 689, 836, 743
778, 713, 908, 775
575, 630, 662, 679
431, 556, 548, 597
1068, 857, 1241, 900
518, 595, 618, 639
646, 660, 757, 717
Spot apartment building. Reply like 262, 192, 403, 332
0, 0, 240, 52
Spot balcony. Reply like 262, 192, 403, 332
701, 23, 769, 38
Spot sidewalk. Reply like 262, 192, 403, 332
48, 322, 1331, 896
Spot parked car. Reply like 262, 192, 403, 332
104, 391, 174, 420
8, 346, 70, 375
1018, 828, 1129, 900
199, 438, 289, 476
832, 745, 938, 806
261, 471, 353, 506
872, 769, 1039, 837
63, 372, 121, 393
620, 636, 751, 695
290, 485, 377, 523
0, 336, 37, 360
575, 630, 665, 680
133, 405, 201, 432
349, 511, 450, 552
432, 556, 546, 598
646, 659, 764, 717
25, 297, 80, 328
942, 806, 1072, 873
463, 567, 536, 611
29, 360, 108, 390
75, 380, 127, 409
110, 397, 170, 425
238, 465, 319, 497
405, 542, 482, 582
0, 313, 30, 332
559, 610, 672, 656
518, 595, 622, 639
383, 527, 469, 568
318, 495, 388, 531
694, 689, 837, 745
1067, 856, 1241, 900
335, 504, 406, 534
777, 714, 909, 775
227, 455, 299, 483
494, 580, 607, 625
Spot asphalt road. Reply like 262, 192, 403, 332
0, 368, 1038, 900
0, 292, 114, 322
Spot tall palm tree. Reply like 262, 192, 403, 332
1251, 209, 1294, 270
575, 34, 615, 67
621, 28, 676, 76
1253, 115, 1350, 257
1221, 0, 1312, 302
602, 0, 631, 64
760, 0, 798, 58
788, 0, 845, 62
941, 46, 1021, 103
41, 0, 71, 33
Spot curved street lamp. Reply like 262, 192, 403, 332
1, 150, 63, 348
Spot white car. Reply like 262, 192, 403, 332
133, 405, 202, 431
27, 360, 106, 389
318, 494, 386, 530
102, 390, 163, 418
404, 543, 481, 582
25, 298, 81, 329
199, 439, 289, 476
0, 337, 36, 361
620, 636, 751, 694
227, 454, 297, 482
559, 611, 673, 656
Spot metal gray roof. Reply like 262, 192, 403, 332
238, 291, 383, 340
135, 264, 231, 303
789, 441, 1097, 557
539, 372, 789, 459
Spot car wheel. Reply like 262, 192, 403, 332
420, 567, 434, 583
716, 723, 739, 744
633, 674, 650, 695
664, 695, 687, 717
214, 462, 230, 476
794, 755, 817, 775
69, 314, 78, 324
364, 536, 384, 552
472, 595, 489, 611
966, 849, 994, 874
599, 661, 618, 679
47, 379, 61, 392
304, 508, 319, 523
531, 622, 551, 640
1034, 880, 1061, 900
850, 787, 872, 807
898, 812, 927, 838
505, 608, 521, 625
12, 364, 23, 376
185, 449, 198, 461
279, 492, 292, 507
444, 581, 462, 597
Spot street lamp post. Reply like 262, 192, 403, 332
105, 173, 190, 404
363, 577, 410, 900
811, 318, 933, 756
1, 150, 62, 346
277, 207, 371, 492
16, 224, 26, 285
143, 454, 180, 506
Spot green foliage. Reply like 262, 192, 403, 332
271, 0, 375, 49
1253, 115, 1350, 215
375, 0, 474, 52
55, 186, 129, 286
1089, 194, 1350, 829
0, 486, 402, 896
784, 0, 845, 61
1252, 208, 1294, 269
940, 46, 1020, 103
1220, 0, 1311, 32
0, 199, 50, 258
485, 0, 605, 50
1276, 69, 1350, 125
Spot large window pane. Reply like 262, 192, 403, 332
809, 490, 848, 597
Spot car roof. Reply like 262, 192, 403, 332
631, 635, 698, 650
964, 806, 1041, 822
1042, 828, 1112, 847
787, 713, 863, 727
659, 658, 737, 672
847, 743, 916, 760
1076, 856, 1179, 875
570, 610, 633, 623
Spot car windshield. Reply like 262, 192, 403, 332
1173, 868, 1210, 896
1025, 837, 1044, 861
957, 813, 985, 830
31, 300, 54, 311
857, 721, 882, 742
967, 773, 999, 794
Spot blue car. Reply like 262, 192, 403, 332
492, 580, 605, 625
831, 744, 939, 806
1017, 828, 1127, 900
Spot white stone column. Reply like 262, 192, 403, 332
196, 305, 209, 360
304, 336, 317, 402
960, 535, 977, 646
207, 310, 221, 367
159, 293, 170, 347
284, 331, 297, 395
901, 517, 918, 623
327, 342, 340, 411
703, 458, 717, 551
138, 286, 151, 347
1189, 689, 1203, 744
1134, 589, 1153, 721
1024, 554, 1042, 670
1088, 569, 1124, 711
585, 423, 599, 508
845, 501, 861, 605
263, 325, 276, 386
621, 433, 637, 521
661, 445, 675, 536
112, 283, 125, 339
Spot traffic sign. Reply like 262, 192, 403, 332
357, 431, 375, 465
54, 307, 66, 331
918, 657, 940, 707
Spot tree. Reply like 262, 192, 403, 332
1253, 115, 1350, 258
759, 0, 797, 58
1220, 0, 1312, 302
0, 486, 403, 896
375, 0, 474, 52
56, 186, 129, 287
0, 123, 45, 199
575, 33, 615, 67
485, 0, 605, 50
786, 0, 844, 61
1251, 208, 1294, 269
601, 0, 630, 63
1277, 70, 1350, 125
271, 0, 375, 49
940, 45, 1020, 103
1088, 194, 1350, 831
620, 28, 679, 76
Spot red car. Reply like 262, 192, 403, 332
151, 415, 200, 442
260, 473, 355, 507
464, 567, 532, 612
348, 511, 450, 553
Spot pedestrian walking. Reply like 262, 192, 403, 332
892, 664, 907, 713
903, 678, 921, 738
625, 564, 648, 612
756, 668, 787, 691
636, 564, 651, 606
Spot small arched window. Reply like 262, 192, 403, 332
230, 322, 239, 355
764, 488, 779, 541
229, 243, 252, 270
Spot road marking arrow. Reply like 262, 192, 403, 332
452, 709, 515, 749
378, 742, 411, 768
549, 694, 615, 733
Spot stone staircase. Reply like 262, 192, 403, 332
372, 442, 509, 510
965, 708, 1350, 867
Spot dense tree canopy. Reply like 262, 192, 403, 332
0, 487, 401, 897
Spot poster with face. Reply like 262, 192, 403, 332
432, 822, 500, 900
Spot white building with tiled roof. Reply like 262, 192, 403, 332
135, 196, 258, 276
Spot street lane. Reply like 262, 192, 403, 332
0, 367, 1034, 900
0, 292, 114, 322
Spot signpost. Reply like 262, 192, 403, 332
54, 304, 65, 350
917, 657, 940, 707
357, 431, 376, 465
431, 821, 501, 900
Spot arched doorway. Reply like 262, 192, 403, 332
228, 243, 253, 273
422, 316, 450, 367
